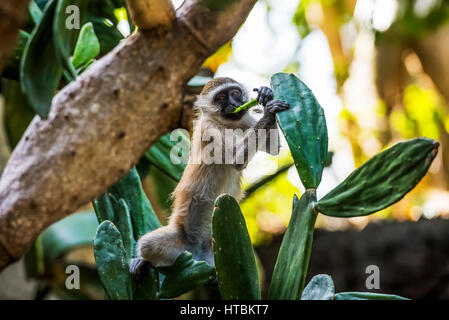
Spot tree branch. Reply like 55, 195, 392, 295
0, 0, 257, 270
126, 0, 175, 29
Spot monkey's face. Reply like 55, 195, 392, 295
213, 86, 247, 120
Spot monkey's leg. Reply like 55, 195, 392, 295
136, 225, 185, 268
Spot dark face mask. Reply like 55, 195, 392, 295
214, 87, 247, 120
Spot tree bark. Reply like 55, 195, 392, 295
0, 0, 30, 74
0, 0, 257, 270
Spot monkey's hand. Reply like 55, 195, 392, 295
258, 99, 290, 128
253, 86, 273, 106
129, 257, 151, 282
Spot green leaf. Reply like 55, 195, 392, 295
268, 191, 317, 300
158, 252, 215, 299
334, 292, 409, 300
20, 0, 63, 117
41, 211, 98, 262
2, 79, 35, 148
93, 193, 114, 223
107, 167, 161, 238
144, 131, 189, 183
317, 138, 439, 217
271, 73, 328, 189
87, 0, 121, 25
301, 274, 334, 300
53, 0, 88, 77
213, 194, 261, 300
110, 197, 135, 261
86, 14, 123, 55
29, 1, 43, 24
93, 220, 133, 300
24, 237, 45, 278
132, 265, 159, 300
150, 166, 179, 212
71, 22, 100, 69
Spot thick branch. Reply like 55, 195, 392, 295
0, 0, 30, 73
0, 0, 257, 270
126, 0, 175, 29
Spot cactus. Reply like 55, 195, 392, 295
94, 221, 133, 300
91, 73, 437, 301
268, 190, 317, 300
316, 137, 439, 217
212, 195, 261, 300
271, 72, 328, 189
301, 274, 334, 300
157, 252, 215, 299
93, 166, 214, 300
301, 274, 408, 300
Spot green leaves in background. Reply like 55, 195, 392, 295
106, 167, 160, 238
16, 0, 126, 118
268, 190, 317, 300
41, 211, 98, 262
271, 73, 328, 189
29, 0, 44, 24
213, 194, 261, 300
93, 221, 133, 300
72, 22, 100, 69
144, 131, 189, 182
93, 167, 160, 300
158, 252, 215, 299
317, 138, 439, 217
87, 15, 124, 56
20, 0, 63, 117
301, 274, 334, 300
109, 198, 135, 260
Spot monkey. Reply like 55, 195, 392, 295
130, 77, 289, 280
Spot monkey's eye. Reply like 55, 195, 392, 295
215, 93, 226, 104
230, 89, 241, 99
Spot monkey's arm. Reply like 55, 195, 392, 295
233, 87, 289, 170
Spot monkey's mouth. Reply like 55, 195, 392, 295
223, 106, 245, 120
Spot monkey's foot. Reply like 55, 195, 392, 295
129, 257, 150, 281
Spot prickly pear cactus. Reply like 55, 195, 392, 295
93, 167, 160, 300
317, 138, 439, 217
93, 166, 215, 300
268, 190, 317, 300
94, 221, 133, 300
271, 73, 328, 189
212, 194, 261, 300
